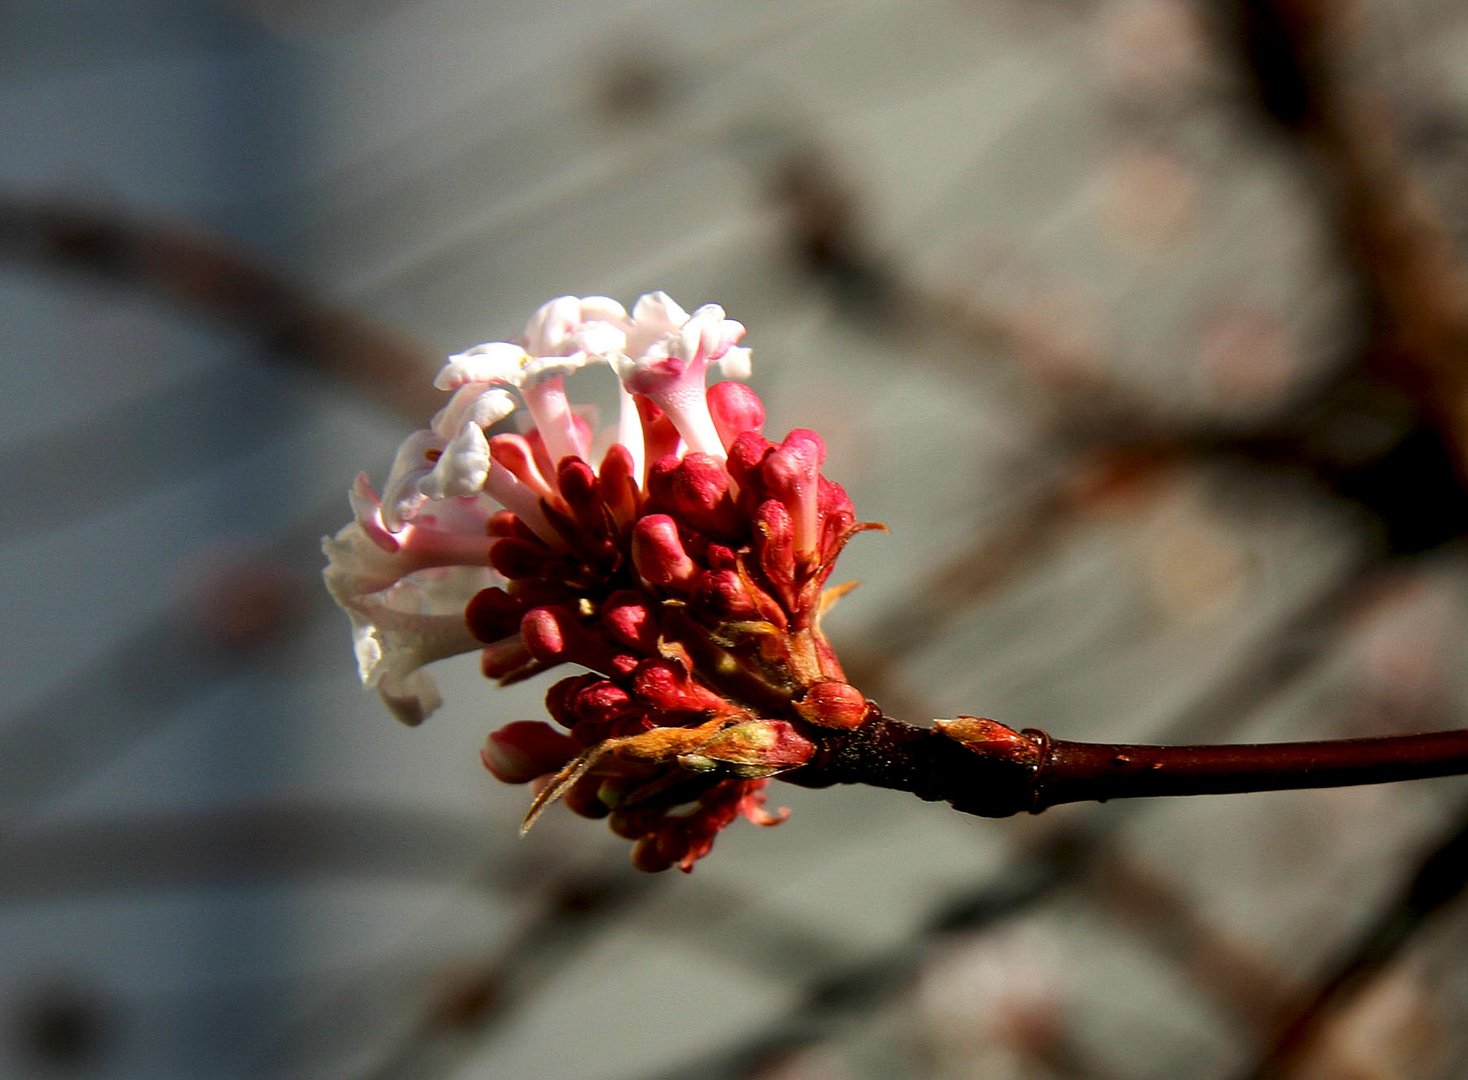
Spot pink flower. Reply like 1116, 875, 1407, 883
324, 293, 878, 870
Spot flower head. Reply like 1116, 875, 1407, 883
324, 292, 878, 870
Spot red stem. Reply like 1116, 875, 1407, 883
1031, 729, 1468, 811
786, 717, 1468, 817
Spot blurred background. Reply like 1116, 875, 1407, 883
7, 0, 1468, 1077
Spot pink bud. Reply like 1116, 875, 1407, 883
707, 380, 765, 448
481, 636, 533, 678
556, 458, 605, 538
647, 453, 737, 535
726, 431, 773, 492
705, 543, 737, 569
489, 536, 547, 579
600, 591, 659, 653
520, 604, 622, 673
545, 673, 601, 730
596, 443, 640, 529
753, 499, 796, 606
698, 568, 758, 619
481, 721, 579, 784
817, 476, 856, 560
632, 659, 726, 714
573, 678, 637, 726
631, 514, 697, 588
520, 605, 574, 661
793, 680, 870, 729
465, 587, 523, 643
488, 434, 555, 500
761, 430, 825, 558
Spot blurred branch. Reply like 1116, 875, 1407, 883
0, 363, 299, 538
1228, 0, 1468, 471
0, 799, 496, 898
1240, 794, 1468, 1079
0, 507, 337, 829
0, 194, 441, 420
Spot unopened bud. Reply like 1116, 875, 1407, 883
934, 715, 1043, 767
520, 605, 575, 662
678, 719, 815, 778
465, 586, 523, 643
648, 453, 737, 535
480, 636, 533, 678
726, 430, 773, 491
632, 514, 697, 587
482, 721, 579, 783
708, 380, 765, 448
794, 680, 870, 729
632, 658, 727, 714
600, 590, 658, 653
489, 536, 547, 579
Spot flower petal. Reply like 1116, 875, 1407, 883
420, 421, 490, 500
435, 342, 530, 390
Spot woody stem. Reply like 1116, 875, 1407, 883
783, 715, 1468, 817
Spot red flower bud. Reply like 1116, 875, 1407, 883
761, 430, 825, 559
465, 586, 523, 643
520, 605, 575, 662
596, 443, 640, 529
480, 636, 533, 679
481, 721, 579, 784
707, 380, 765, 448
556, 458, 606, 538
631, 658, 727, 714
817, 477, 857, 561
631, 514, 697, 588
488, 433, 554, 498
489, 536, 547, 579
753, 499, 796, 606
794, 680, 870, 729
698, 567, 758, 619
705, 543, 737, 569
545, 673, 600, 729
573, 678, 638, 725
600, 590, 659, 653
520, 605, 623, 674
678, 719, 815, 776
647, 453, 737, 535
726, 430, 773, 492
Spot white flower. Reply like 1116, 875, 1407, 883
325, 291, 754, 724
323, 477, 495, 724
420, 421, 491, 501
608, 292, 749, 459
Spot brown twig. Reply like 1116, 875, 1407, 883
786, 714, 1468, 817
0, 194, 442, 420
1228, 0, 1468, 473
1239, 794, 1468, 1079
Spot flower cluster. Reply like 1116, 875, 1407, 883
324, 292, 877, 870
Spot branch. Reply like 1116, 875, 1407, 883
1240, 794, 1468, 1079
785, 714, 1468, 816
0, 194, 442, 420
